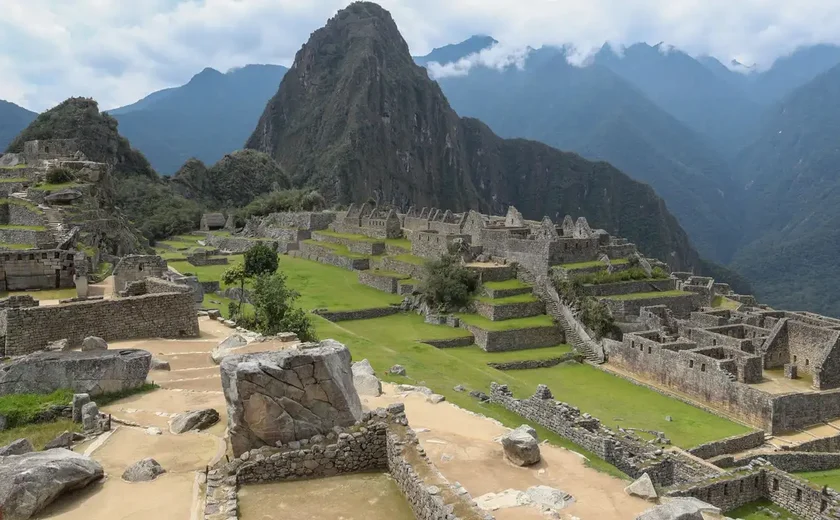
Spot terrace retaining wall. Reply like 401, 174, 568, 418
422, 336, 475, 349
380, 257, 426, 279
358, 270, 403, 294
474, 299, 544, 321
582, 279, 674, 297
603, 293, 699, 320
314, 306, 399, 322
464, 323, 564, 352
487, 352, 582, 370
687, 431, 766, 460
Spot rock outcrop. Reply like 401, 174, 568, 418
0, 349, 151, 396
0, 438, 34, 456
352, 359, 382, 397
625, 473, 658, 501
636, 497, 721, 520
0, 449, 104, 520
122, 458, 166, 482
81, 336, 107, 352
170, 409, 220, 434
501, 425, 541, 466
221, 339, 362, 456
211, 334, 249, 365
44, 431, 86, 450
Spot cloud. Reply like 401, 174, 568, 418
426, 44, 531, 79
3, 0, 840, 111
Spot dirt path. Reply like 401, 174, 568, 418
365, 385, 652, 520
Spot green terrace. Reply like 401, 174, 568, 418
605, 290, 692, 301
712, 295, 742, 310
0, 177, 28, 183
0, 197, 45, 213
0, 164, 28, 170
475, 293, 540, 305
0, 224, 46, 231
457, 312, 554, 331
315, 230, 412, 250
561, 258, 629, 270
728, 500, 804, 520
30, 181, 82, 191
167, 255, 243, 285
391, 253, 426, 265
302, 239, 368, 259
366, 269, 411, 279
482, 279, 531, 291
0, 243, 35, 250
1, 288, 79, 301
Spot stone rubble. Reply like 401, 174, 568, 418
122, 458, 166, 482
170, 408, 220, 434
501, 425, 541, 466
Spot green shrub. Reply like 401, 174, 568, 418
241, 271, 315, 341
419, 252, 479, 312
244, 242, 279, 277
573, 266, 668, 285
46, 167, 75, 185
0, 389, 73, 428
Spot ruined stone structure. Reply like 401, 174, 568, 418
330, 202, 401, 239
0, 278, 199, 356
112, 255, 167, 295
200, 213, 226, 231
23, 139, 80, 163
0, 249, 82, 291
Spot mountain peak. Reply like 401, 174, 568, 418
415, 34, 498, 66
187, 67, 225, 86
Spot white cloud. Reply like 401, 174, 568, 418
426, 44, 531, 79
3, 0, 840, 111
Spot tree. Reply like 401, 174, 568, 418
244, 242, 278, 278
246, 272, 315, 340
419, 252, 479, 311
221, 263, 247, 319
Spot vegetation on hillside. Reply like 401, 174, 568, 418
553, 277, 621, 339
234, 189, 327, 225
572, 266, 668, 285
419, 250, 479, 311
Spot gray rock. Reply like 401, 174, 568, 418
81, 402, 99, 432
665, 416, 673, 422
0, 413, 6, 431
353, 373, 382, 397
636, 497, 721, 520
454, 385, 466, 392
0, 349, 152, 397
0, 438, 34, 456
0, 449, 103, 519
170, 409, 220, 434
470, 390, 490, 402
427, 394, 446, 404
501, 425, 541, 466
276, 332, 298, 342
625, 473, 658, 501
352, 359, 375, 377
389, 364, 406, 376
72, 394, 90, 423
122, 458, 166, 482
525, 485, 574, 510
207, 309, 222, 320
211, 334, 249, 365
45, 189, 83, 204
44, 431, 86, 450
221, 340, 362, 456
44, 339, 69, 352
81, 336, 108, 352
150, 358, 171, 371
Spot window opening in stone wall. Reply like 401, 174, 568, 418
755, 477, 759, 488
713, 339, 717, 345
139, 264, 144, 271
690, 360, 694, 368
806, 359, 810, 366
773, 478, 779, 491
28, 254, 34, 260
41, 253, 47, 259
648, 346, 652, 354
822, 499, 828, 512
45, 145, 50, 153
796, 488, 802, 501
701, 363, 706, 372
724, 483, 729, 496
794, 355, 798, 363
739, 480, 744, 492
54, 252, 60, 259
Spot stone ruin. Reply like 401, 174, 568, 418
200, 212, 226, 231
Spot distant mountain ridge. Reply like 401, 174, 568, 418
109, 64, 288, 174
0, 100, 37, 152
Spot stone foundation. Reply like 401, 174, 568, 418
487, 352, 582, 370
381, 257, 426, 279
465, 324, 564, 352
603, 292, 699, 320
422, 336, 475, 349
314, 307, 400, 322
358, 270, 405, 293
688, 431, 766, 460
291, 245, 370, 271
481, 285, 532, 299
312, 232, 386, 256
474, 299, 544, 321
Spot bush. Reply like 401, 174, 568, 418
244, 242, 279, 277
579, 298, 622, 340
46, 167, 75, 185
573, 266, 669, 285
419, 252, 479, 311
245, 271, 316, 341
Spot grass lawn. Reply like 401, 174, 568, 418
392, 253, 426, 266
0, 420, 82, 450
339, 313, 473, 343
0, 197, 43, 212
280, 255, 402, 311
303, 239, 368, 259
0, 242, 35, 250
0, 389, 74, 428
794, 469, 840, 491
384, 237, 412, 251
457, 312, 555, 331
483, 279, 531, 290
562, 258, 628, 270
30, 182, 82, 191
167, 254, 244, 284
606, 290, 691, 301
0, 164, 27, 170
727, 499, 802, 519
202, 292, 253, 319
367, 269, 410, 279
476, 293, 540, 304
712, 295, 742, 310
0, 224, 46, 231
447, 344, 573, 363
0, 177, 28, 182
315, 230, 378, 243
2, 287, 78, 300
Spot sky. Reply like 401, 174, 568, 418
4, 0, 840, 112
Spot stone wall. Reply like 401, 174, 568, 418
734, 452, 840, 473
0, 249, 78, 290
668, 469, 768, 513
474, 299, 544, 321
4, 290, 199, 356
113, 255, 167, 294
258, 211, 337, 231
290, 247, 369, 271
410, 231, 469, 259
766, 468, 839, 518
482, 285, 532, 299
487, 352, 582, 370
312, 232, 385, 255
782, 434, 840, 453
4, 202, 46, 227
358, 271, 402, 293
380, 257, 426, 279
582, 279, 674, 297
186, 251, 228, 266
0, 227, 51, 248
23, 139, 79, 162
468, 263, 516, 283
204, 235, 287, 254
422, 336, 475, 349
688, 431, 766, 460
465, 324, 564, 352
603, 292, 699, 320
314, 306, 400, 322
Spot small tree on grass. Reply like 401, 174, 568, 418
222, 263, 247, 319
244, 242, 278, 278
419, 251, 479, 312
244, 271, 315, 341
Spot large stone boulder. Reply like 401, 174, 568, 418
0, 449, 104, 519
170, 409, 220, 434
352, 359, 382, 397
625, 473, 658, 501
211, 334, 249, 365
501, 425, 541, 466
81, 336, 108, 352
45, 189, 83, 205
0, 349, 151, 396
122, 458, 166, 482
44, 431, 86, 450
636, 497, 721, 520
221, 339, 362, 456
